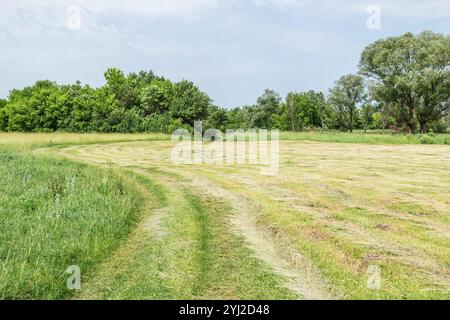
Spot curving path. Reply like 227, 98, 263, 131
45, 140, 450, 300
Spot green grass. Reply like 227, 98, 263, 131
0, 133, 295, 300
0, 147, 144, 299
77, 170, 296, 300
0, 132, 170, 150
280, 131, 450, 145
2, 131, 450, 300
1, 131, 450, 152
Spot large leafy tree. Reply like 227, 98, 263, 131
104, 68, 140, 110
206, 105, 228, 131
414, 32, 450, 133
329, 74, 366, 132
282, 91, 325, 131
283, 92, 303, 131
5, 81, 68, 132
140, 79, 172, 116
169, 80, 211, 126
360, 33, 418, 133
0, 98, 7, 131
250, 89, 281, 129
226, 107, 253, 130
359, 31, 450, 133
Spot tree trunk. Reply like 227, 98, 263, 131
406, 102, 416, 134
420, 122, 428, 134
349, 110, 354, 133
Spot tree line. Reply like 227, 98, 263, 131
0, 31, 449, 134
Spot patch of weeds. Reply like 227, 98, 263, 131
387, 202, 434, 216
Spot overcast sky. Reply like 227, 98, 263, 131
1, 0, 449, 107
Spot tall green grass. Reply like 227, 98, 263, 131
0, 147, 143, 299
2, 131, 450, 149
280, 131, 450, 145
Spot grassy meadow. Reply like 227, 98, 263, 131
0, 146, 145, 299
1, 131, 450, 300
280, 131, 450, 145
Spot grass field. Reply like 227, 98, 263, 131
1, 131, 450, 149
1, 132, 450, 300
0, 146, 144, 299
280, 131, 450, 145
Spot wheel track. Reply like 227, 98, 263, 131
53, 142, 340, 299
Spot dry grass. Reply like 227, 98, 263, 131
0, 132, 170, 149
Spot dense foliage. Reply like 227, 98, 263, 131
0, 31, 449, 134
0, 70, 209, 133
360, 31, 450, 133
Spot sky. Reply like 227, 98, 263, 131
0, 0, 449, 108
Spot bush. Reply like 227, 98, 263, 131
419, 134, 437, 145
430, 121, 448, 134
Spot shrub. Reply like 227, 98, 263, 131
419, 134, 436, 145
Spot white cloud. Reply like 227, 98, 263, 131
252, 0, 450, 18
1, 0, 449, 38
0, 0, 222, 40
1, 0, 219, 18
127, 37, 196, 56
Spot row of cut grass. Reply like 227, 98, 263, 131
190, 162, 450, 300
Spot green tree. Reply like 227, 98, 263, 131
5, 81, 68, 132
282, 91, 323, 131
0, 98, 7, 131
140, 79, 172, 116
359, 31, 450, 133
415, 32, 450, 133
169, 80, 211, 126
329, 74, 366, 132
104, 68, 140, 110
63, 83, 97, 132
206, 105, 228, 131
361, 103, 375, 133
250, 89, 281, 129
283, 92, 302, 131
226, 107, 251, 130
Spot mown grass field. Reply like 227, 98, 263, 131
1, 132, 450, 300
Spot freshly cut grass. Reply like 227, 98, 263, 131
57, 140, 450, 299
0, 147, 143, 299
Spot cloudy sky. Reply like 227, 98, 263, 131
0, 0, 449, 107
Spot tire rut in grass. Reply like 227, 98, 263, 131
55, 144, 311, 299
134, 167, 296, 299
167, 169, 339, 300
